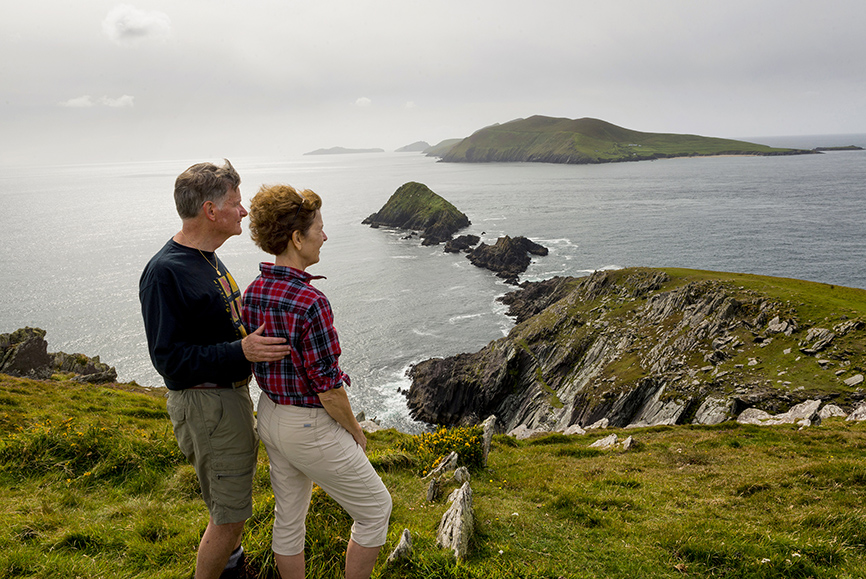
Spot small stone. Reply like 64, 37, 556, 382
563, 424, 586, 436
819, 404, 847, 419
586, 418, 609, 430
436, 482, 474, 560
453, 467, 470, 484
589, 434, 618, 449
844, 374, 864, 387
426, 477, 442, 502
387, 529, 413, 564
481, 415, 496, 467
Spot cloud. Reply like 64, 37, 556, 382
59, 95, 135, 109
100, 95, 135, 108
404, 101, 417, 109
60, 95, 95, 108
102, 4, 171, 45
354, 97, 372, 108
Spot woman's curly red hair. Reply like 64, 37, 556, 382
249, 184, 322, 256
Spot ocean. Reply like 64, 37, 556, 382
2, 134, 865, 432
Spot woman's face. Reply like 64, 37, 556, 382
298, 209, 327, 268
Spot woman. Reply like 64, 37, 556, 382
242, 184, 392, 579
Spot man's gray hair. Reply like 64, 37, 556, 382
174, 159, 241, 219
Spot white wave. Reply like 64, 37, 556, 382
448, 313, 484, 324
535, 237, 579, 249
411, 327, 439, 337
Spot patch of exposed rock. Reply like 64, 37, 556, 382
405, 268, 866, 432
1, 327, 117, 383
443, 235, 480, 254
467, 236, 548, 285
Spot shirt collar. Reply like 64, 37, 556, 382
259, 262, 326, 282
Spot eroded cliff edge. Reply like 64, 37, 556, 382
406, 268, 866, 431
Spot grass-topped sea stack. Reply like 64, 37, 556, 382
363, 182, 470, 245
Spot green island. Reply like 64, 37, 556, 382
3, 269, 866, 578
362, 181, 470, 245
437, 116, 815, 164
814, 145, 864, 151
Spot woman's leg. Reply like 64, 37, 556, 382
274, 552, 305, 579
300, 414, 392, 578
345, 539, 381, 579
257, 398, 315, 574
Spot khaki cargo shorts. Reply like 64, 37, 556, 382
166, 383, 259, 525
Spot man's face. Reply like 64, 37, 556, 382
213, 186, 248, 238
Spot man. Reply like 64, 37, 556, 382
140, 159, 291, 579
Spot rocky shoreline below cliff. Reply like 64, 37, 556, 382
406, 268, 866, 433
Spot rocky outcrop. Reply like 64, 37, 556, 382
405, 268, 866, 432
467, 236, 548, 284
1, 327, 117, 383
444, 235, 480, 254
362, 182, 470, 245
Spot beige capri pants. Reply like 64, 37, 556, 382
257, 394, 392, 555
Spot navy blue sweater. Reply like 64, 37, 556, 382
139, 239, 250, 390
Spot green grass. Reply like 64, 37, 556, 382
4, 374, 866, 578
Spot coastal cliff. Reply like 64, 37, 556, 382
439, 116, 815, 164
406, 268, 866, 432
362, 181, 470, 245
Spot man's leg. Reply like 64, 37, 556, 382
195, 518, 245, 579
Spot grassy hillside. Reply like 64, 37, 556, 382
4, 370, 866, 578
440, 116, 814, 164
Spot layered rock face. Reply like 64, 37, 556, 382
406, 268, 866, 432
362, 181, 470, 245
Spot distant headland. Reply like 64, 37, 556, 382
304, 146, 385, 155
430, 116, 817, 164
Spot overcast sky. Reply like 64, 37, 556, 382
2, 0, 865, 165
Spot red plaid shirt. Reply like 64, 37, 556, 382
242, 263, 350, 407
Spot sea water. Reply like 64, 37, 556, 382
1, 138, 865, 431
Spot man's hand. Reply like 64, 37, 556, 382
241, 324, 291, 362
